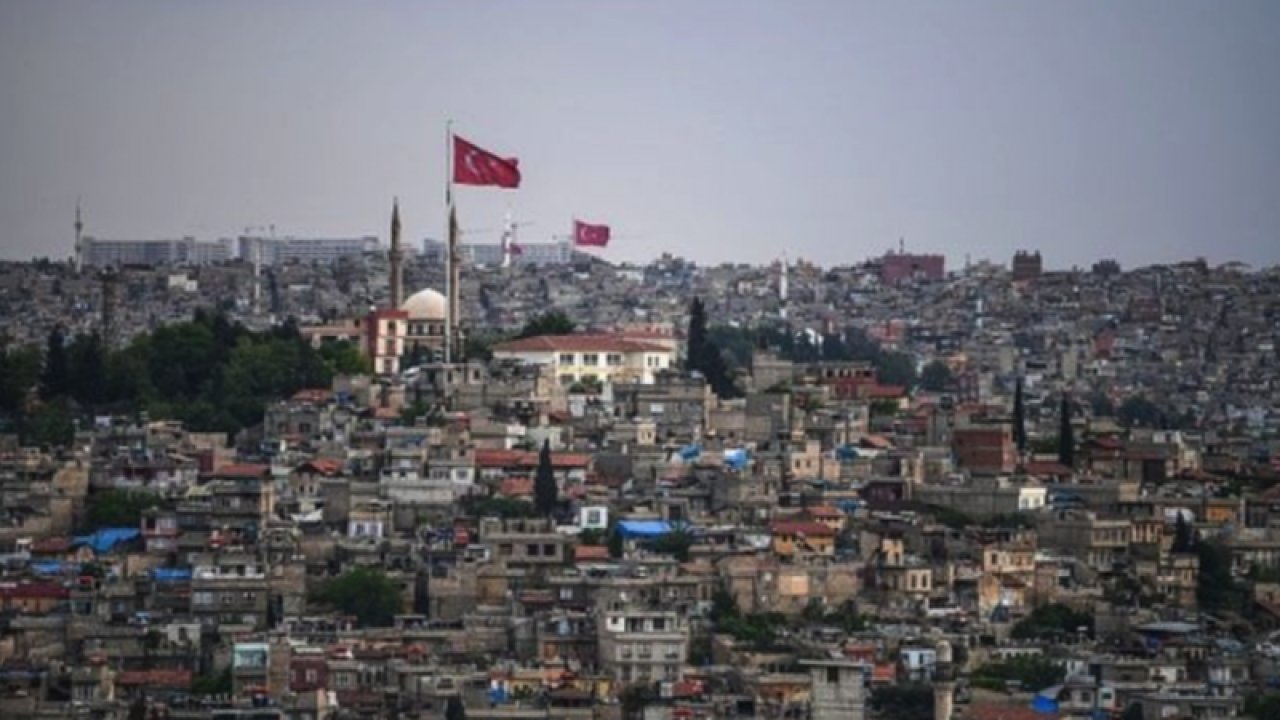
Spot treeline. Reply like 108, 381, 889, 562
704, 322, 923, 390
0, 311, 369, 445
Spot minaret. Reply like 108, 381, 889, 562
74, 198, 84, 273
500, 208, 512, 269
388, 198, 404, 309
445, 204, 461, 362
779, 254, 789, 320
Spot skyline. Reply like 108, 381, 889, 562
2, 1, 1279, 270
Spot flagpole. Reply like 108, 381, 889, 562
444, 119, 454, 364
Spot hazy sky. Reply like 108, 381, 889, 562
2, 1, 1278, 269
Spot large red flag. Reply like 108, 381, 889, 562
573, 220, 610, 248
453, 135, 521, 188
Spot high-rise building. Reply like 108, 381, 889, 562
422, 238, 573, 267
237, 236, 379, 266
81, 236, 231, 268
880, 251, 945, 285
1012, 250, 1043, 282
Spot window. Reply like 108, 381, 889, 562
607, 353, 623, 366
827, 667, 840, 684
543, 544, 556, 557
527, 544, 540, 557
583, 353, 599, 366
559, 353, 575, 365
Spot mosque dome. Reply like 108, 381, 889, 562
401, 288, 447, 321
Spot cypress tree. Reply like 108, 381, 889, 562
1172, 512, 1195, 553
1058, 392, 1075, 468
445, 696, 468, 720
40, 325, 71, 400
534, 439, 557, 518
1013, 377, 1027, 454
684, 296, 735, 398
685, 297, 707, 372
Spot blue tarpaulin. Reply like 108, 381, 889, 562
617, 520, 675, 539
1029, 696, 1059, 712
836, 445, 860, 461
31, 561, 72, 575
151, 568, 192, 582
678, 444, 702, 461
72, 528, 141, 554
724, 448, 749, 470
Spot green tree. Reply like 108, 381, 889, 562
920, 360, 953, 392
318, 339, 370, 375
710, 584, 738, 623
1058, 392, 1075, 468
444, 696, 468, 720
1120, 703, 1144, 720
1118, 395, 1165, 428
1011, 603, 1093, 639
972, 655, 1065, 692
534, 439, 558, 518
1243, 693, 1280, 719
608, 522, 624, 558
190, 668, 232, 696
649, 527, 693, 562
314, 568, 403, 627
459, 495, 537, 519
147, 321, 218, 400
875, 351, 917, 389
869, 684, 934, 720
1172, 512, 1195, 553
1198, 540, 1244, 613
686, 297, 738, 398
0, 343, 41, 420
463, 332, 503, 362
84, 489, 161, 530
1013, 377, 1027, 453
68, 332, 107, 408
517, 311, 576, 339
25, 397, 76, 448
40, 326, 71, 400
1089, 390, 1115, 418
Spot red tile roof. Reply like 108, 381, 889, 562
0, 582, 69, 600
807, 506, 843, 519
292, 388, 333, 403
298, 458, 344, 476
1025, 461, 1074, 477
770, 521, 837, 537
213, 463, 271, 478
31, 537, 72, 554
493, 334, 670, 354
475, 449, 591, 469
500, 477, 534, 498
575, 545, 610, 562
116, 669, 193, 688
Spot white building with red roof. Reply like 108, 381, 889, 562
491, 334, 675, 385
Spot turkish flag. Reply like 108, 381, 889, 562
573, 220, 610, 248
453, 135, 521, 188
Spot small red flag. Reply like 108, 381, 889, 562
573, 220, 610, 248
509, 242, 524, 256
453, 135, 521, 188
